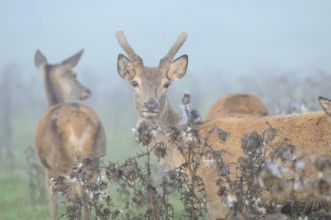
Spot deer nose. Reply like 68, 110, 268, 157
81, 88, 91, 99
86, 88, 91, 96
144, 99, 158, 111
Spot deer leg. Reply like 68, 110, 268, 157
206, 201, 228, 220
82, 189, 91, 220
45, 171, 57, 220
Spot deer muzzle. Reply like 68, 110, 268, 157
80, 88, 91, 100
143, 99, 159, 118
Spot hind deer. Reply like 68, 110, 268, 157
116, 31, 331, 219
34, 49, 106, 220
205, 93, 268, 120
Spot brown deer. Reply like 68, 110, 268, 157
205, 93, 268, 120
197, 97, 331, 218
116, 31, 331, 219
116, 31, 188, 128
34, 49, 106, 220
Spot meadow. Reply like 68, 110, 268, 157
1, 68, 331, 219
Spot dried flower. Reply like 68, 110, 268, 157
181, 93, 191, 105
153, 142, 167, 160
132, 191, 145, 206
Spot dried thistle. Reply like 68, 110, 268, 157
217, 128, 230, 142
241, 130, 263, 158
135, 121, 154, 146
271, 140, 297, 162
153, 142, 167, 160
161, 170, 178, 195
132, 191, 145, 207
311, 155, 331, 173
263, 121, 278, 144
166, 125, 181, 142
51, 176, 69, 194
190, 108, 201, 123
258, 162, 285, 192
181, 92, 191, 105
106, 164, 123, 181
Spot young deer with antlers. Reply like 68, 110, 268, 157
116, 31, 331, 219
116, 31, 188, 128
34, 50, 106, 220
205, 93, 269, 120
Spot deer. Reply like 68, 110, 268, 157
205, 93, 269, 120
34, 49, 106, 220
115, 31, 331, 219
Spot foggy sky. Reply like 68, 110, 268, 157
1, 0, 331, 83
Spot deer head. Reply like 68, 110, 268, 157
34, 49, 91, 106
116, 31, 188, 126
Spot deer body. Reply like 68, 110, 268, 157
36, 103, 105, 175
156, 110, 331, 219
34, 50, 106, 220
206, 93, 268, 120
201, 111, 331, 181
115, 31, 331, 219
197, 109, 331, 219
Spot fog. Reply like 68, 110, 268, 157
1, 0, 331, 159
1, 1, 331, 78
2, 2, 331, 218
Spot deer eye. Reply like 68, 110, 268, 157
163, 82, 171, 88
131, 80, 139, 87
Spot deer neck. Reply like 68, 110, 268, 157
159, 99, 181, 127
43, 66, 64, 107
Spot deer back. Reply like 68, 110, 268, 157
35, 103, 106, 176
34, 49, 106, 176
205, 93, 268, 120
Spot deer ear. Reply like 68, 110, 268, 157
117, 54, 135, 80
167, 55, 188, 80
61, 49, 84, 69
319, 96, 331, 116
34, 50, 48, 68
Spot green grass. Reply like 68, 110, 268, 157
0, 108, 197, 219
0, 107, 141, 219
0, 169, 48, 220
0, 109, 50, 219
0, 157, 187, 220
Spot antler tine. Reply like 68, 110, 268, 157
115, 31, 143, 63
160, 32, 187, 65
